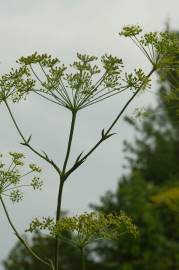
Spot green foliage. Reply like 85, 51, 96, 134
151, 186, 179, 210
92, 175, 179, 269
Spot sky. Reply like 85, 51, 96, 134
0, 0, 179, 268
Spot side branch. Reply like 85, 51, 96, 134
4, 101, 61, 176
0, 196, 53, 269
65, 67, 156, 178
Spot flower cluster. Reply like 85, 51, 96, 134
26, 216, 54, 233
119, 25, 143, 37
16, 52, 125, 111
123, 68, 151, 92
0, 25, 178, 112
26, 212, 138, 248
0, 66, 35, 103
0, 153, 43, 203
7, 50, 151, 111
119, 25, 179, 68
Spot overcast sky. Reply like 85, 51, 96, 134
0, 0, 179, 268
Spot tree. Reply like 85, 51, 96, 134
1, 26, 179, 270
92, 173, 179, 269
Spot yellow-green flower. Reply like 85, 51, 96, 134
27, 212, 138, 249
0, 152, 42, 203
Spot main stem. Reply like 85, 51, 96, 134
55, 180, 64, 270
62, 111, 77, 173
55, 110, 77, 270
80, 247, 86, 270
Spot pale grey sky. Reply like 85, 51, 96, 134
0, 0, 179, 268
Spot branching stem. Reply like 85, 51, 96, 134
65, 67, 156, 178
4, 100, 61, 176
54, 110, 77, 270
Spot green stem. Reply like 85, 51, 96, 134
55, 111, 77, 270
105, 68, 155, 135
54, 110, 77, 270
4, 100, 61, 175
0, 196, 53, 269
55, 180, 64, 270
62, 110, 77, 175
80, 247, 86, 270
65, 68, 156, 177
4, 100, 26, 141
